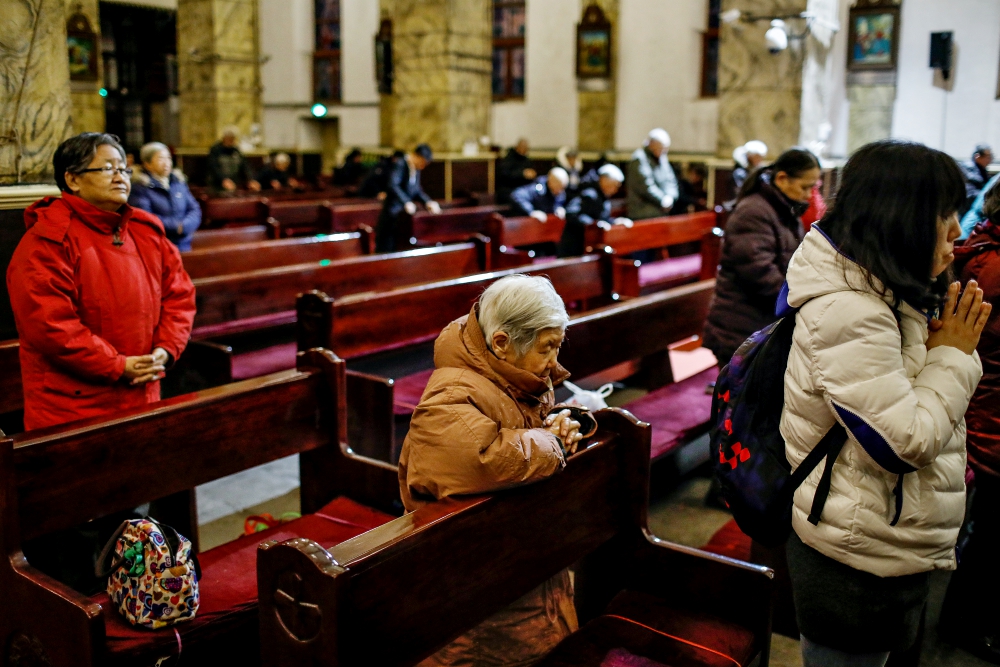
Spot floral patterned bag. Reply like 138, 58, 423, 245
96, 518, 200, 629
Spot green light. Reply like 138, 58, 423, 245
311, 103, 327, 118
99, 88, 108, 97
319, 259, 332, 266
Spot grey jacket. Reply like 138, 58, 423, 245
626, 147, 679, 220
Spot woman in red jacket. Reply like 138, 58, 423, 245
7, 133, 195, 431
940, 180, 1000, 662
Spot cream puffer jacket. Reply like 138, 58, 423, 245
781, 228, 983, 577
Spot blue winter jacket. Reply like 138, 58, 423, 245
510, 177, 567, 217
129, 171, 202, 251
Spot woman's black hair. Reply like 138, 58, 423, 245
53, 133, 127, 192
737, 147, 819, 201
820, 140, 965, 310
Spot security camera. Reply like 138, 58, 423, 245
765, 19, 788, 53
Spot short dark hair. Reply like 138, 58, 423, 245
974, 144, 992, 158
737, 147, 819, 201
414, 144, 433, 162
983, 178, 1000, 226
53, 133, 127, 192
821, 140, 965, 310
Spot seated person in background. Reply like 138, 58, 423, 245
334, 148, 366, 186
129, 142, 202, 251
962, 173, 1000, 239
207, 127, 260, 192
672, 163, 708, 214
399, 274, 583, 667
511, 167, 569, 221
560, 164, 631, 257
8, 132, 196, 431
627, 128, 679, 221
257, 152, 300, 190
960, 144, 993, 214
556, 146, 584, 197
497, 138, 537, 204
376, 144, 441, 252
731, 140, 768, 192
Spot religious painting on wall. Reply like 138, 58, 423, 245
375, 19, 393, 95
314, 0, 342, 102
847, 2, 900, 71
67, 9, 99, 82
492, 0, 526, 99
577, 4, 612, 79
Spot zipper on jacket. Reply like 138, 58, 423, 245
112, 227, 124, 247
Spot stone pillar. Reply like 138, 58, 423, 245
67, 0, 106, 134
176, 0, 262, 149
0, 0, 73, 185
717, 0, 808, 157
577, 0, 618, 152
380, 0, 491, 152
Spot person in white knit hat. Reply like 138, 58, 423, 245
732, 140, 769, 191
626, 128, 679, 220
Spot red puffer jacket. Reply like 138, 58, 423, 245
954, 223, 1000, 478
7, 194, 196, 430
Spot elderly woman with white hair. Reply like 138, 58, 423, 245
399, 274, 584, 667
732, 140, 769, 191
128, 142, 202, 251
626, 128, 680, 220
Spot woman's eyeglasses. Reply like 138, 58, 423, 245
77, 166, 133, 178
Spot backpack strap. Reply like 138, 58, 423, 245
785, 423, 848, 526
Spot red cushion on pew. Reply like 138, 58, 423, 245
231, 342, 298, 380
93, 497, 392, 658
538, 589, 756, 667
637, 255, 702, 290
700, 520, 752, 562
622, 367, 719, 460
393, 368, 436, 415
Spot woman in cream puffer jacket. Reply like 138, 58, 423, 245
779, 141, 991, 667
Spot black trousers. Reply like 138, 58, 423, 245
375, 210, 398, 253
941, 473, 1000, 637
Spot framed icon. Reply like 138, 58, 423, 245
847, 2, 900, 72
67, 10, 99, 82
577, 4, 612, 79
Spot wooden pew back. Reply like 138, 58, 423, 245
297, 255, 610, 359
258, 410, 774, 667
266, 200, 334, 237
203, 197, 269, 228
0, 340, 22, 427
329, 203, 382, 233
182, 231, 371, 279
189, 224, 277, 249
193, 241, 488, 332
585, 211, 717, 256
487, 213, 565, 248
406, 205, 507, 245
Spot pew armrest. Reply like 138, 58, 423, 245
699, 227, 724, 281
611, 257, 641, 298
358, 224, 375, 254
345, 371, 395, 462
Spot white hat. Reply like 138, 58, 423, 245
547, 167, 569, 186
645, 128, 671, 149
744, 140, 768, 157
598, 164, 624, 183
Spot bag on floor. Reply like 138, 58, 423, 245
97, 518, 201, 629
710, 286, 846, 547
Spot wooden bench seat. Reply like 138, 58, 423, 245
257, 409, 774, 667
190, 224, 278, 249
486, 213, 565, 267
586, 212, 722, 297
201, 197, 270, 229
181, 231, 372, 279
402, 204, 508, 247
0, 339, 22, 434
0, 349, 401, 667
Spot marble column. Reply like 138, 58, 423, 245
577, 0, 618, 152
380, 0, 491, 152
0, 0, 73, 185
66, 0, 106, 134
176, 0, 262, 149
717, 0, 808, 158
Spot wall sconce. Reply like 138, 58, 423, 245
722, 9, 840, 53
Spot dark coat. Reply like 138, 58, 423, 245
560, 173, 610, 257
510, 177, 566, 217
257, 165, 293, 190
954, 223, 1000, 478
128, 171, 202, 251
206, 142, 254, 189
497, 149, 534, 203
376, 157, 432, 252
703, 181, 805, 364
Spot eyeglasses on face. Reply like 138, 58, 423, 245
77, 166, 133, 178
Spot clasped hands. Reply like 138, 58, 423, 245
544, 409, 584, 455
122, 347, 169, 386
597, 217, 633, 231
927, 281, 992, 355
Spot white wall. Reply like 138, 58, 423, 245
259, 0, 380, 150
491, 0, 581, 149
615, 0, 717, 153
891, 0, 1000, 158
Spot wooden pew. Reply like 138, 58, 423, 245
486, 212, 565, 267
189, 224, 278, 249
329, 202, 382, 233
584, 212, 721, 297
402, 204, 508, 247
0, 339, 22, 435
0, 349, 401, 667
258, 408, 774, 667
181, 230, 373, 280
202, 196, 270, 229
298, 256, 615, 462
266, 199, 334, 237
